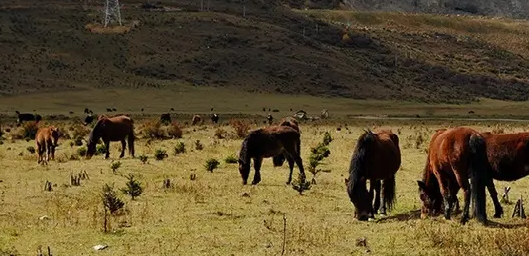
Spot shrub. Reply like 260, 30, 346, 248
205, 158, 220, 172
194, 140, 204, 151
214, 128, 228, 139
78, 146, 87, 156
110, 161, 121, 173
121, 174, 143, 200
174, 142, 186, 154
224, 154, 238, 164
101, 184, 125, 215
142, 119, 164, 139
96, 144, 106, 155
167, 122, 183, 139
139, 154, 148, 164
26, 146, 36, 154
18, 122, 39, 140
155, 149, 168, 160
69, 123, 90, 139
74, 136, 83, 146
322, 131, 333, 146
229, 119, 250, 139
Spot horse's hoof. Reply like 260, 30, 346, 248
368, 217, 376, 222
460, 217, 469, 225
379, 213, 387, 217
494, 213, 503, 218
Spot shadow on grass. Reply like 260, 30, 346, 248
374, 209, 421, 223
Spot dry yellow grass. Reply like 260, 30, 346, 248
1, 119, 529, 255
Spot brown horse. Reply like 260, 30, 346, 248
273, 117, 301, 167
417, 127, 491, 224
346, 130, 401, 221
85, 115, 135, 159
238, 125, 306, 185
36, 126, 59, 164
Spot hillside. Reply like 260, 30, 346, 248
1, 0, 529, 103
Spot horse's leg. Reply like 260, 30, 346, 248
454, 172, 471, 224
104, 140, 110, 159
449, 181, 461, 215
119, 139, 126, 158
486, 179, 503, 218
373, 180, 382, 215
286, 154, 295, 185
433, 168, 452, 220
251, 157, 263, 185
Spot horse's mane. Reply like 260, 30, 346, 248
88, 119, 104, 145
347, 130, 376, 205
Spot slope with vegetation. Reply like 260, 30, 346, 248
1, 0, 529, 104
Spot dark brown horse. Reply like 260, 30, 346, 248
417, 127, 491, 224
472, 131, 529, 219
273, 117, 301, 167
36, 126, 59, 164
346, 130, 401, 221
238, 125, 306, 185
85, 115, 135, 159
192, 115, 202, 125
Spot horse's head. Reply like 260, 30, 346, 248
417, 180, 442, 218
50, 126, 60, 147
238, 158, 251, 185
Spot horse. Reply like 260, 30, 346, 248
469, 131, 529, 219
346, 130, 401, 221
238, 125, 306, 185
210, 113, 219, 124
15, 111, 41, 124
85, 115, 135, 159
160, 113, 172, 125
36, 126, 59, 164
273, 117, 301, 167
192, 115, 202, 125
417, 127, 491, 225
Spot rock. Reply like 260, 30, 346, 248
93, 244, 108, 251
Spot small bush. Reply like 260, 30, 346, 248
155, 149, 168, 160
121, 174, 143, 200
101, 184, 125, 215
195, 140, 204, 151
69, 123, 90, 139
229, 119, 250, 139
322, 131, 333, 146
77, 146, 87, 156
167, 122, 183, 139
142, 119, 164, 139
26, 146, 36, 154
205, 158, 220, 172
174, 142, 186, 154
139, 154, 148, 164
110, 161, 122, 173
74, 136, 83, 146
96, 144, 106, 155
214, 128, 228, 139
18, 122, 39, 140
224, 154, 238, 164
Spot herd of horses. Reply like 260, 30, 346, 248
20, 110, 529, 226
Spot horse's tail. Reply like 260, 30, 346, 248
128, 125, 135, 157
347, 131, 375, 206
383, 175, 396, 212
469, 133, 490, 224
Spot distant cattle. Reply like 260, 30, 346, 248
170, 108, 175, 111
192, 115, 202, 125
106, 108, 112, 112
160, 113, 172, 124
83, 108, 95, 126
15, 111, 42, 124
210, 113, 219, 124
267, 114, 273, 125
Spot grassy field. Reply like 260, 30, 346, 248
1, 117, 529, 255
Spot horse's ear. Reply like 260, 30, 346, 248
417, 180, 427, 190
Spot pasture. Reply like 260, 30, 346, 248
1, 117, 529, 255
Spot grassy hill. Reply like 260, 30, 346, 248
1, 0, 529, 105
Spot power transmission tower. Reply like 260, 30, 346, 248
103, 0, 122, 27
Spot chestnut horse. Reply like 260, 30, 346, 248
36, 126, 59, 164
86, 115, 135, 159
238, 125, 306, 185
346, 130, 401, 221
417, 127, 491, 225
273, 117, 301, 167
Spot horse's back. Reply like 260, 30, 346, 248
373, 131, 401, 175
482, 132, 529, 180
428, 127, 478, 168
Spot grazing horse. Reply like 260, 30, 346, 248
273, 117, 301, 167
36, 126, 59, 164
238, 125, 306, 185
160, 113, 172, 124
470, 131, 529, 219
346, 130, 401, 221
417, 127, 491, 225
192, 115, 202, 125
86, 115, 135, 159
15, 111, 42, 124
210, 113, 219, 124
